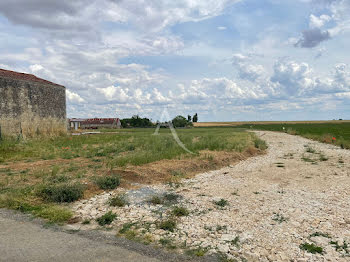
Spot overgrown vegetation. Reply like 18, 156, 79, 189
214, 198, 229, 207
0, 127, 263, 224
37, 183, 84, 203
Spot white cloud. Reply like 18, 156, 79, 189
309, 14, 331, 28
66, 90, 85, 103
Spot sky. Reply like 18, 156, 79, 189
0, 0, 349, 122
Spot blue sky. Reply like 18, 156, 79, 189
0, 0, 349, 121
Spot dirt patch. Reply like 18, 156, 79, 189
109, 148, 263, 187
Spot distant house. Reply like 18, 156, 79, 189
69, 118, 121, 130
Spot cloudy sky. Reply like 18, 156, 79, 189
0, 0, 349, 121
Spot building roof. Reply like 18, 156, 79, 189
82, 118, 119, 125
0, 68, 64, 87
69, 118, 120, 125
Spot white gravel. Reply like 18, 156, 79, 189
71, 131, 350, 261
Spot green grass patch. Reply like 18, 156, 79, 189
300, 243, 323, 254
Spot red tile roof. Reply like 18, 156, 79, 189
81, 118, 120, 125
0, 68, 63, 87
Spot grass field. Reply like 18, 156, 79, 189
0, 127, 265, 223
237, 122, 350, 149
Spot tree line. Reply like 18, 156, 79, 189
120, 113, 198, 128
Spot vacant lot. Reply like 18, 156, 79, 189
0, 128, 264, 223
73, 130, 350, 261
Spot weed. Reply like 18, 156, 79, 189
306, 147, 316, 153
37, 183, 84, 203
216, 225, 227, 231
253, 191, 261, 195
82, 219, 91, 225
148, 195, 164, 205
94, 174, 120, 190
300, 243, 323, 254
186, 247, 208, 257
272, 213, 288, 223
229, 236, 240, 247
163, 192, 181, 204
171, 206, 189, 217
159, 219, 176, 232
119, 222, 137, 234
309, 232, 331, 238
231, 190, 239, 196
319, 154, 328, 161
254, 138, 267, 150
339, 158, 344, 164
330, 240, 349, 254
109, 195, 128, 207
214, 198, 229, 207
96, 211, 116, 226
159, 238, 177, 249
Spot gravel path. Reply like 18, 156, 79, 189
72, 131, 350, 261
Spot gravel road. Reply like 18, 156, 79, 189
73, 131, 350, 261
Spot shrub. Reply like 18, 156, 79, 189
109, 195, 128, 207
94, 174, 120, 190
172, 206, 189, 217
37, 183, 84, 203
159, 219, 176, 232
96, 211, 117, 226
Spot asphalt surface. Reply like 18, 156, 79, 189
0, 209, 211, 262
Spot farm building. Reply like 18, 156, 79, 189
69, 118, 121, 130
0, 68, 66, 138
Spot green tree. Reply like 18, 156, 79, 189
172, 115, 190, 128
187, 115, 192, 122
193, 113, 198, 122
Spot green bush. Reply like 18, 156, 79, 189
37, 183, 84, 203
96, 211, 117, 226
94, 174, 120, 190
171, 206, 189, 217
159, 219, 176, 232
109, 195, 128, 207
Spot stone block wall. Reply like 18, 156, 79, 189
0, 76, 66, 138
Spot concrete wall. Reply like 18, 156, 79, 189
0, 76, 66, 138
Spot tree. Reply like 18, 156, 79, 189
172, 115, 190, 128
193, 113, 198, 122
187, 115, 192, 122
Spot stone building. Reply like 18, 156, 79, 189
0, 68, 66, 138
